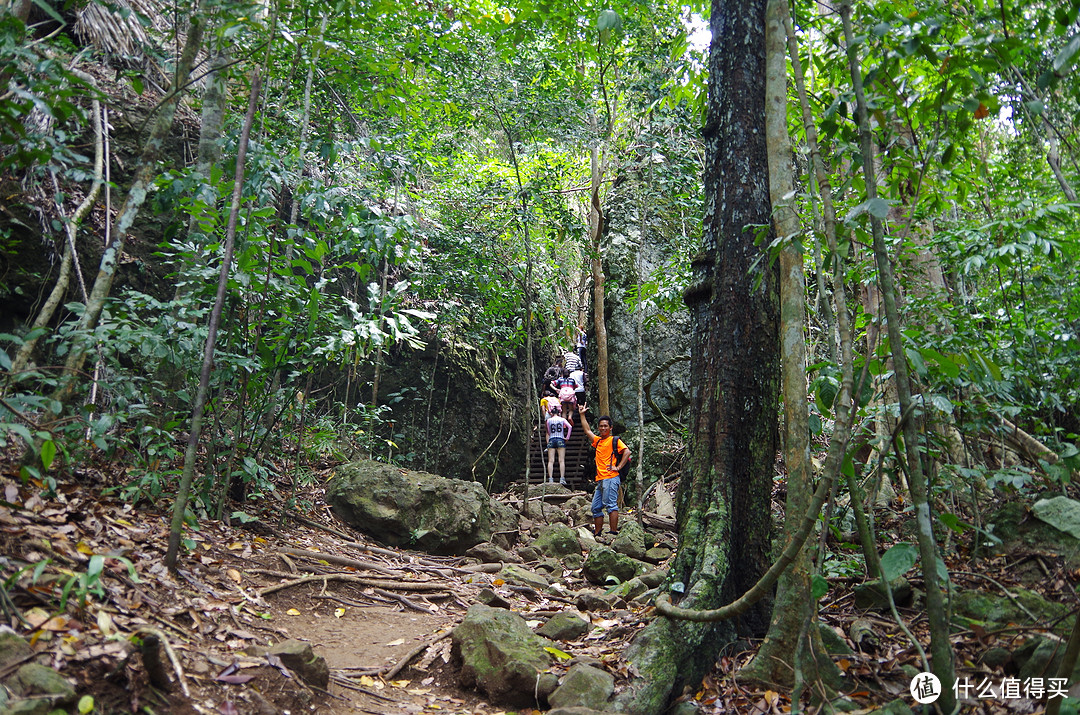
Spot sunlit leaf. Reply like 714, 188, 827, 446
544, 646, 572, 661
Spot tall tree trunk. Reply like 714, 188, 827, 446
166, 70, 262, 570
589, 123, 610, 417
742, 0, 837, 691
614, 0, 778, 710
189, 49, 229, 239
840, 5, 956, 710
46, 11, 204, 412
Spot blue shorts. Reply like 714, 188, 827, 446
591, 476, 620, 517
547, 437, 566, 449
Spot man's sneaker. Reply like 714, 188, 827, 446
559, 480, 568, 486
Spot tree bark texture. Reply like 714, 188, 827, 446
742, 0, 835, 690
615, 0, 778, 710
589, 122, 610, 418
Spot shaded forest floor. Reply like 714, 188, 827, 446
0, 448, 1074, 714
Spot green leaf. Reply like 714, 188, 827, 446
1052, 33, 1080, 73
78, 695, 95, 713
809, 413, 823, 435
866, 197, 890, 219
935, 556, 950, 584
929, 394, 954, 415
919, 347, 960, 378
40, 439, 56, 471
811, 574, 829, 600
841, 451, 855, 480
130, 75, 144, 95
880, 542, 917, 581
1024, 100, 1045, 115
940, 143, 955, 165
597, 9, 622, 32
938, 512, 967, 534
962, 97, 981, 112
905, 347, 927, 377
87, 554, 104, 583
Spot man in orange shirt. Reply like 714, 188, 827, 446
578, 405, 631, 537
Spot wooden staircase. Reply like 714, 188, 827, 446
522, 416, 593, 489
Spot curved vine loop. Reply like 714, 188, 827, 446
644, 354, 689, 432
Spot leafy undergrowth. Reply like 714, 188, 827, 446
0, 449, 1076, 714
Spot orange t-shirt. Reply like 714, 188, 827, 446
591, 435, 623, 481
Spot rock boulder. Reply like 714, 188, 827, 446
327, 460, 518, 555
452, 604, 558, 706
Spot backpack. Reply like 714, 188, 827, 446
594, 436, 630, 479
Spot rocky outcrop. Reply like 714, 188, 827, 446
599, 178, 692, 429
326, 459, 518, 554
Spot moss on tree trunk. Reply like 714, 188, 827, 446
615, 0, 778, 711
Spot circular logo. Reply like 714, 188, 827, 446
910, 672, 942, 704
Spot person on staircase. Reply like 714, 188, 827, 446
562, 346, 582, 373
551, 369, 580, 424
575, 327, 588, 373
541, 362, 562, 398
577, 405, 630, 537
545, 405, 572, 486
569, 365, 586, 412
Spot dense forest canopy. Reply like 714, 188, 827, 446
1, 0, 1080, 709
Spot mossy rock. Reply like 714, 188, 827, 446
532, 524, 582, 559
852, 577, 912, 611
952, 588, 1069, 631
988, 501, 1080, 569
499, 564, 550, 590
0, 629, 33, 671
548, 664, 615, 711
452, 604, 558, 707
1014, 635, 1080, 682
327, 459, 518, 554
817, 623, 853, 656
537, 612, 590, 641
611, 520, 648, 560
581, 546, 646, 586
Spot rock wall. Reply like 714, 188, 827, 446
592, 173, 692, 486
365, 332, 550, 493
